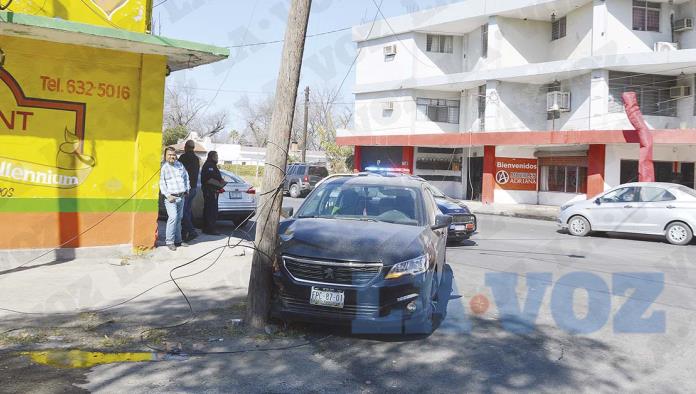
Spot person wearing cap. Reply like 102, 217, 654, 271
178, 140, 200, 242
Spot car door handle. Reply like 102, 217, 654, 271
667, 205, 676, 209
624, 205, 633, 208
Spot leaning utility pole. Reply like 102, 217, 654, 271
302, 86, 310, 163
246, 0, 312, 329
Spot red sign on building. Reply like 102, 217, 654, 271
495, 158, 538, 191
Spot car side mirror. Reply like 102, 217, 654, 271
281, 207, 294, 218
594, 198, 601, 205
432, 214, 452, 230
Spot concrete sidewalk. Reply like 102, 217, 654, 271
463, 200, 560, 221
0, 228, 254, 328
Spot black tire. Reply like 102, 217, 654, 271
289, 183, 301, 198
567, 215, 591, 237
665, 222, 693, 246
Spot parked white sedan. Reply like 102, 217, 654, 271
558, 182, 696, 245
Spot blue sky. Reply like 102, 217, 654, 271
156, 0, 458, 132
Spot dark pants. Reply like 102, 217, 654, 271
203, 189, 219, 232
182, 187, 197, 237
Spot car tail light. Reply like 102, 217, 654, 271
246, 187, 256, 195
303, 175, 309, 182
217, 188, 225, 193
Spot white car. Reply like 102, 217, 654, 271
558, 182, 696, 245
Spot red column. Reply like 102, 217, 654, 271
482, 145, 496, 204
587, 144, 606, 198
354, 146, 362, 172
402, 146, 415, 174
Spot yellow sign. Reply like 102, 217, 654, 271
0, 35, 155, 200
8, 0, 152, 33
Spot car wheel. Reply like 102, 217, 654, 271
568, 215, 591, 237
665, 222, 693, 246
289, 183, 301, 198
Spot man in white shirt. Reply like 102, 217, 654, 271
160, 146, 190, 251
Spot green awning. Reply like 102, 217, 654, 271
0, 11, 229, 71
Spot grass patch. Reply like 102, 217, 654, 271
0, 332, 48, 346
143, 329, 166, 345
99, 335, 135, 349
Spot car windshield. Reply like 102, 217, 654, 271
297, 181, 422, 226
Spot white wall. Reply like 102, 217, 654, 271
464, 25, 486, 72
549, 2, 593, 61
676, 1, 696, 48
598, 0, 674, 55
488, 16, 549, 69
353, 90, 462, 135
487, 81, 547, 131
550, 73, 592, 131
412, 33, 464, 78
355, 33, 415, 86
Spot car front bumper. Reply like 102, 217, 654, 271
271, 269, 433, 333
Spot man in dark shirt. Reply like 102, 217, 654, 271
178, 140, 200, 241
201, 150, 225, 235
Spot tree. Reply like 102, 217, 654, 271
162, 125, 188, 146
163, 84, 231, 144
238, 94, 274, 146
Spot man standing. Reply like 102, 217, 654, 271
178, 140, 200, 242
160, 146, 190, 250
201, 150, 225, 235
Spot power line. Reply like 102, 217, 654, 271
226, 26, 352, 49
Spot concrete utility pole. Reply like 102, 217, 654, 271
302, 86, 309, 163
246, 0, 312, 329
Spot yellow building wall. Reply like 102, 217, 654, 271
8, 0, 152, 33
0, 35, 165, 249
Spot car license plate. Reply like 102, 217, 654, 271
228, 191, 242, 199
310, 287, 344, 308
454, 225, 466, 232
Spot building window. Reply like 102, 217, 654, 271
426, 34, 453, 53
551, 16, 567, 40
608, 72, 677, 116
540, 165, 587, 193
481, 24, 488, 58
478, 85, 486, 131
633, 1, 661, 32
416, 98, 460, 124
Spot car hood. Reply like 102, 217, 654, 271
435, 197, 471, 214
278, 218, 427, 265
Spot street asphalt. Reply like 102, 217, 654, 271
1, 199, 695, 393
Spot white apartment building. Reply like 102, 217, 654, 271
337, 0, 696, 205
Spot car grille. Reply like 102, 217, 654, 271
451, 214, 475, 224
280, 295, 380, 319
282, 255, 382, 287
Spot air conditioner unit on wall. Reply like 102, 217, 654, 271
670, 86, 692, 98
547, 91, 571, 112
654, 41, 679, 52
383, 45, 397, 56
674, 18, 694, 32
382, 101, 394, 111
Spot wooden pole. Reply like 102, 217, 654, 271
246, 0, 312, 329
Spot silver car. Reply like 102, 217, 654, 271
159, 169, 256, 225
558, 182, 696, 245
192, 169, 257, 224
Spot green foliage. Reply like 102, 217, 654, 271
317, 126, 353, 173
162, 125, 188, 147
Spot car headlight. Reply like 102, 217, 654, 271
385, 255, 428, 279
560, 204, 573, 212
